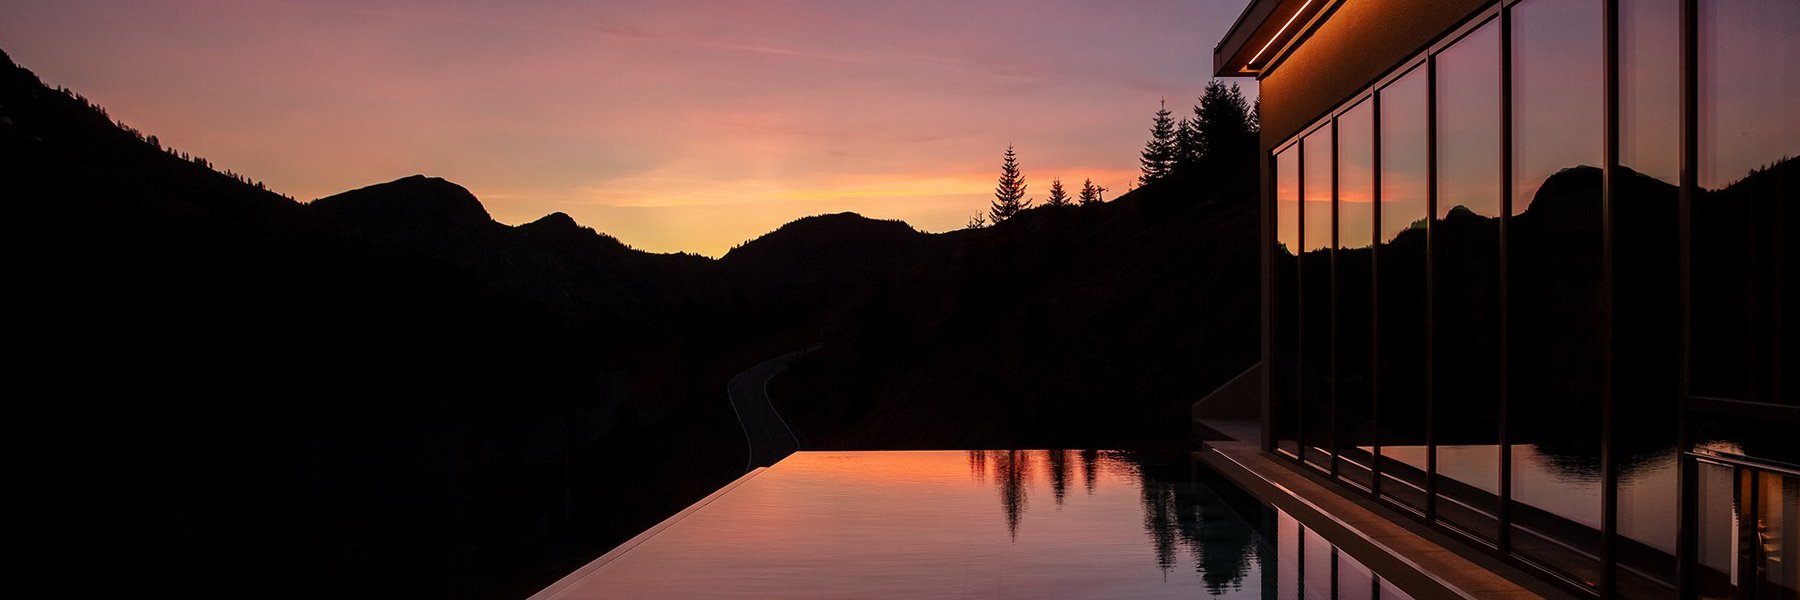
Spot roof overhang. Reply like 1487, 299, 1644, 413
1213, 0, 1331, 77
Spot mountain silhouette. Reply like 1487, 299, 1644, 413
313, 174, 495, 234
722, 212, 955, 311
770, 172, 1263, 449
4, 48, 762, 600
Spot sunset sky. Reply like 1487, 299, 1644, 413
2, 0, 1256, 255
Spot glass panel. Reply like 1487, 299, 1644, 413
1375, 65, 1431, 513
1302, 125, 1336, 470
1619, 0, 1681, 184
1616, 451, 1679, 599
1696, 461, 1740, 600
1615, 2, 1683, 598
1337, 547, 1374, 600
1505, 0, 1604, 587
1277, 146, 1303, 457
1694, 0, 1799, 404
1755, 472, 1800, 599
1304, 527, 1333, 600
1337, 100, 1376, 490
1431, 19, 1503, 542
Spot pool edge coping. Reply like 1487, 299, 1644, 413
526, 466, 772, 600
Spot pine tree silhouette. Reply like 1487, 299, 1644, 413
1044, 178, 1071, 207
1078, 178, 1100, 206
1175, 111, 1201, 172
1139, 99, 1177, 185
990, 144, 1031, 223
1191, 80, 1256, 170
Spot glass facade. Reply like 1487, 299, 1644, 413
1263, 1, 1797, 597
1376, 65, 1431, 516
1431, 18, 1504, 544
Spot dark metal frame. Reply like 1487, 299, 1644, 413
1599, 0, 1621, 596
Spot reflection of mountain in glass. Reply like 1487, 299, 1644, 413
1291, 156, 1795, 476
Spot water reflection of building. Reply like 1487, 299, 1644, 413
1215, 0, 1796, 598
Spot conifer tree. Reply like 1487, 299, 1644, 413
1139, 99, 1178, 185
1078, 178, 1100, 206
1193, 80, 1256, 167
990, 144, 1031, 223
1044, 178, 1071, 207
1175, 111, 1201, 172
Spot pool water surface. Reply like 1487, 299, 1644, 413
532, 451, 1414, 599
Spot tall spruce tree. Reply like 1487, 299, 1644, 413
1174, 111, 1202, 173
1044, 178, 1071, 207
1078, 178, 1100, 206
1139, 99, 1178, 185
1193, 80, 1256, 168
990, 144, 1030, 223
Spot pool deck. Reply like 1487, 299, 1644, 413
1197, 423, 1578, 600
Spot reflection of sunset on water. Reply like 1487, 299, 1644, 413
542, 451, 1273, 599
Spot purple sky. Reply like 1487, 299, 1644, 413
2, 0, 1256, 255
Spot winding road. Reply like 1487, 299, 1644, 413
727, 350, 805, 472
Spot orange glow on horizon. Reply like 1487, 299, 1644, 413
1, 1, 1257, 256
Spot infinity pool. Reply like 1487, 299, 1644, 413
532, 451, 1412, 599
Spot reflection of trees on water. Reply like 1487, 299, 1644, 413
1048, 449, 1070, 505
967, 449, 987, 479
1081, 449, 1098, 494
1127, 454, 1267, 594
967, 450, 1033, 541
966, 450, 1266, 593
1139, 476, 1182, 573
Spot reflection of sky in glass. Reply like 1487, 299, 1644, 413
1700, 0, 1800, 189
1380, 66, 1430, 244
1620, 0, 1681, 184
1337, 100, 1375, 250
1278, 147, 1300, 254
1507, 0, 1604, 545
1304, 124, 1335, 252
1616, 449, 1680, 555
1373, 445, 1677, 555
1435, 20, 1502, 218
1511, 0, 1601, 215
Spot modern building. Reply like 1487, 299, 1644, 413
1214, 0, 1795, 597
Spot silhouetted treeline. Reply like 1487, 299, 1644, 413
1142, 80, 1259, 187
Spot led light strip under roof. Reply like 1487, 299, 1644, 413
1246, 0, 1315, 72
